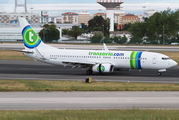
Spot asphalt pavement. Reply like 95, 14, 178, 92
0, 91, 179, 110
0, 60, 179, 83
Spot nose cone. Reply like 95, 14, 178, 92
170, 60, 177, 67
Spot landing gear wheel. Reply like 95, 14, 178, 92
157, 72, 161, 76
86, 70, 93, 75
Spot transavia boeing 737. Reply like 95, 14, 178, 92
18, 17, 177, 76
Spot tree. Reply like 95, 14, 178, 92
114, 23, 118, 31
112, 36, 121, 43
122, 23, 132, 31
112, 35, 127, 44
88, 16, 104, 30
62, 26, 84, 40
69, 26, 84, 40
88, 16, 110, 36
103, 35, 113, 43
39, 24, 60, 42
90, 33, 103, 43
120, 35, 128, 44
62, 29, 69, 35
129, 37, 143, 44
129, 9, 179, 44
128, 22, 146, 38
102, 18, 110, 36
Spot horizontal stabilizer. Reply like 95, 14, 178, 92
6, 49, 34, 53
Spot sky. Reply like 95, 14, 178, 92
0, 0, 179, 16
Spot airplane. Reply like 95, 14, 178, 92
18, 17, 177, 76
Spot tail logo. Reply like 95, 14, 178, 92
22, 25, 41, 49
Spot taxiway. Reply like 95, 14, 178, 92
0, 60, 178, 83
0, 92, 179, 110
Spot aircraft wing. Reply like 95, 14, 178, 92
62, 60, 96, 68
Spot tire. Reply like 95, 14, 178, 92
157, 72, 161, 76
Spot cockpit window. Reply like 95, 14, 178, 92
162, 57, 170, 60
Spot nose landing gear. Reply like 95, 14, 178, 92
157, 69, 166, 76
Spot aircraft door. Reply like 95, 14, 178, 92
152, 55, 157, 64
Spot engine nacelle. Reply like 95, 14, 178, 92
92, 64, 114, 73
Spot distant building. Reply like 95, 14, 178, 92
62, 12, 78, 24
78, 11, 90, 25
138, 14, 145, 22
39, 11, 57, 24
122, 14, 138, 24
0, 12, 39, 24
138, 9, 158, 22
40, 16, 57, 24
93, 12, 107, 19
56, 16, 62, 24
93, 11, 125, 25
114, 10, 125, 25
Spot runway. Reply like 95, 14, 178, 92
0, 91, 179, 110
1, 43, 179, 51
0, 60, 179, 83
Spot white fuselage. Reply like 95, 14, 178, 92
24, 46, 177, 71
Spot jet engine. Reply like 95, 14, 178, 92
92, 64, 114, 73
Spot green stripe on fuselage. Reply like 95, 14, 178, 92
130, 52, 134, 69
132, 52, 137, 69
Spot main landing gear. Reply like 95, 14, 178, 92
157, 72, 162, 76
86, 70, 93, 75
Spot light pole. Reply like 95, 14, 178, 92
102, 25, 104, 43
142, 6, 146, 22
30, 8, 33, 24
142, 6, 146, 14
163, 26, 165, 45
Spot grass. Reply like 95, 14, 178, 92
0, 109, 179, 120
0, 50, 32, 60
1, 80, 179, 91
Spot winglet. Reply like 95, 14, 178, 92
103, 43, 109, 51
